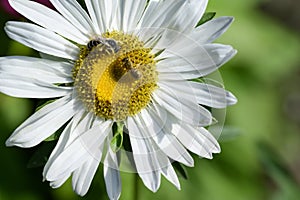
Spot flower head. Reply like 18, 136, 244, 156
1, 0, 237, 199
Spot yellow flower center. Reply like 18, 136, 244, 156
73, 31, 158, 120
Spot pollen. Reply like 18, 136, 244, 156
73, 31, 158, 121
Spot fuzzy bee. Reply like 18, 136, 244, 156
122, 58, 142, 80
87, 37, 120, 53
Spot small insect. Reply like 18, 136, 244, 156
87, 37, 120, 53
105, 39, 121, 53
122, 58, 132, 70
87, 38, 103, 51
121, 58, 142, 80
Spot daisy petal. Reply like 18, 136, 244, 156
154, 85, 212, 126
0, 74, 72, 98
45, 120, 112, 181
192, 82, 237, 108
104, 146, 121, 200
43, 110, 94, 188
50, 0, 95, 38
169, 0, 208, 31
49, 172, 70, 189
85, 0, 117, 33
139, 0, 185, 30
128, 116, 161, 192
137, 0, 207, 49
6, 95, 76, 148
157, 44, 237, 78
136, 0, 187, 49
39, 53, 67, 62
104, 167, 121, 200
161, 80, 237, 108
117, 0, 147, 32
193, 17, 234, 44
72, 157, 100, 196
0, 56, 73, 84
9, 0, 88, 44
5, 21, 79, 60
133, 114, 180, 189
198, 127, 221, 154
172, 123, 220, 159
141, 108, 194, 167
44, 119, 74, 186
43, 110, 90, 179
156, 154, 180, 190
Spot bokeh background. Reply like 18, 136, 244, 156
1, 0, 300, 199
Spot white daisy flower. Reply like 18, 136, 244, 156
1, 0, 237, 199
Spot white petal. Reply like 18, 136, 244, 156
6, 95, 76, 148
156, 154, 180, 190
71, 116, 105, 196
193, 82, 237, 108
72, 156, 101, 196
117, 0, 147, 32
103, 146, 121, 200
9, 0, 88, 44
198, 127, 221, 154
135, 27, 181, 52
153, 85, 212, 126
136, 0, 187, 49
137, 0, 207, 49
127, 116, 161, 192
45, 120, 112, 181
172, 123, 220, 159
5, 21, 79, 60
135, 112, 180, 189
165, 0, 208, 32
43, 109, 89, 179
139, 0, 185, 30
49, 172, 70, 189
39, 52, 67, 62
183, 0, 208, 27
141, 108, 194, 167
85, 0, 117, 33
46, 115, 90, 188
157, 44, 237, 78
50, 0, 96, 39
160, 80, 237, 108
192, 17, 234, 44
0, 56, 73, 84
0, 73, 72, 98
43, 120, 73, 183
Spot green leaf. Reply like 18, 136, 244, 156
197, 12, 216, 26
110, 122, 124, 153
173, 162, 189, 179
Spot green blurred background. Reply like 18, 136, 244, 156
1, 0, 300, 199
